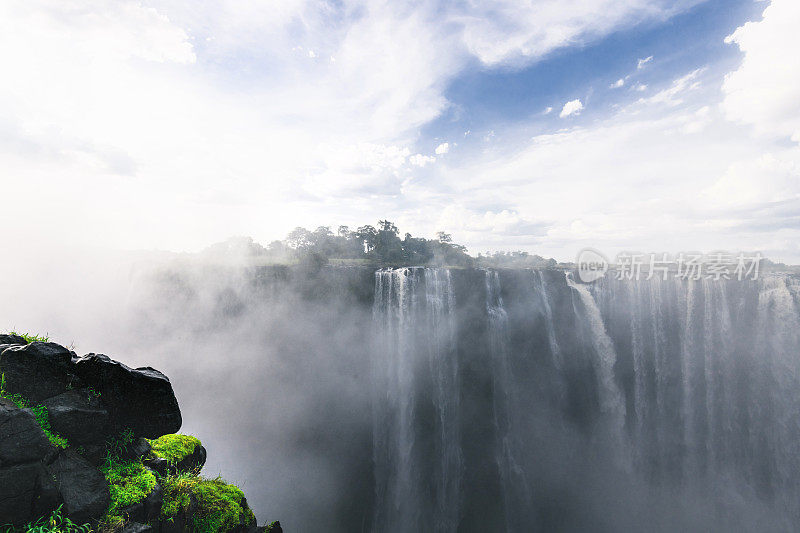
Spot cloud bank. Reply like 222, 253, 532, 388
1, 0, 799, 262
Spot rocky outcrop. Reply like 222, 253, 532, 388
1, 342, 83, 404
0, 336, 277, 531
43, 389, 110, 445
0, 334, 26, 346
73, 354, 182, 438
47, 450, 111, 523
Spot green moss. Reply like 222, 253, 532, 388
159, 474, 255, 533
148, 434, 201, 466
101, 459, 157, 522
0, 374, 68, 449
192, 477, 255, 533
6, 331, 49, 343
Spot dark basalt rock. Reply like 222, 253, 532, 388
0, 334, 26, 345
32, 463, 63, 519
0, 462, 59, 525
123, 437, 153, 461
47, 449, 110, 524
143, 455, 169, 477
0, 462, 40, 525
0, 342, 83, 403
73, 354, 181, 438
78, 443, 107, 466
42, 389, 110, 445
0, 398, 53, 465
177, 444, 206, 473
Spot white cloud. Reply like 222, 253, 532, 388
703, 151, 800, 208
640, 68, 705, 106
637, 55, 654, 69
3, 0, 796, 264
634, 83, 648, 92
409, 154, 436, 167
610, 78, 625, 88
424, 99, 800, 259
722, 0, 800, 143
456, 2, 700, 65
543, 106, 554, 114
435, 142, 450, 155
560, 99, 584, 118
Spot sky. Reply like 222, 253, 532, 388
1, 0, 799, 262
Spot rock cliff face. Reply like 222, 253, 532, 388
0, 334, 281, 532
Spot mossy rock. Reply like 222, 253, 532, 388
102, 459, 158, 516
160, 474, 256, 533
146, 434, 206, 475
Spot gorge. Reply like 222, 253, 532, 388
4, 260, 800, 532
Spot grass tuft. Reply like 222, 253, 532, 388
0, 504, 92, 533
7, 331, 49, 343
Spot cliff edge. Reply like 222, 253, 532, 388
0, 333, 281, 533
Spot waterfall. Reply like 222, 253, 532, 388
426, 268, 461, 532
566, 272, 627, 442
485, 270, 531, 531
372, 267, 461, 533
534, 270, 560, 369
371, 268, 800, 531
372, 268, 420, 532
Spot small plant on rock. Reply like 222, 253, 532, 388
0, 374, 68, 449
0, 505, 91, 533
6, 331, 50, 343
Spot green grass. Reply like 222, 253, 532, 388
160, 474, 255, 533
0, 374, 68, 449
147, 434, 201, 466
6, 331, 49, 343
0, 505, 92, 533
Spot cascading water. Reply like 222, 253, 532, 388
485, 270, 530, 531
372, 268, 461, 533
566, 272, 627, 447
372, 267, 800, 532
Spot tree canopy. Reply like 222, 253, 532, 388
272, 221, 474, 267
204, 221, 559, 269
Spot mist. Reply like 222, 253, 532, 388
3, 245, 799, 532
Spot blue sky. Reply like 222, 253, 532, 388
426, 0, 760, 143
1, 0, 799, 262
